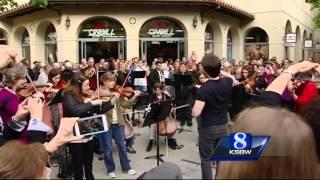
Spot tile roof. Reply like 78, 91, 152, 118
0, 0, 254, 20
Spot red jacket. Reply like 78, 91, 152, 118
296, 82, 318, 114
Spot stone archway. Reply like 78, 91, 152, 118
244, 27, 269, 61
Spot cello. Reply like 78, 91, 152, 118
154, 89, 177, 137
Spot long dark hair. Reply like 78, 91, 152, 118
64, 73, 87, 103
48, 69, 60, 84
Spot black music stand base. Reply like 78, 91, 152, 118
144, 120, 164, 166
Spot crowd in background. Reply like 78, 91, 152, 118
1, 43, 320, 179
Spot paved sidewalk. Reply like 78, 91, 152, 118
51, 124, 216, 179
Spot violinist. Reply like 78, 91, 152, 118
44, 69, 63, 129
146, 83, 180, 152
62, 73, 114, 180
230, 65, 257, 119
0, 64, 26, 131
97, 72, 139, 178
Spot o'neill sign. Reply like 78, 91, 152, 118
147, 28, 175, 38
83, 29, 116, 38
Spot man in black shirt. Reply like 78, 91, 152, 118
192, 55, 232, 179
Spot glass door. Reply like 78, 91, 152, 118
140, 40, 148, 61
80, 41, 86, 59
118, 40, 125, 59
178, 40, 185, 59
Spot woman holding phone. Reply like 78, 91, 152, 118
62, 73, 114, 180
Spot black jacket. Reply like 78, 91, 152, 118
62, 92, 113, 118
149, 69, 163, 88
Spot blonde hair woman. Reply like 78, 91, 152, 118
216, 107, 320, 179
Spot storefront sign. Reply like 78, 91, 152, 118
286, 33, 296, 43
304, 40, 313, 48
83, 29, 116, 38
147, 28, 175, 38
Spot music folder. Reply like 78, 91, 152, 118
173, 73, 193, 86
131, 71, 146, 78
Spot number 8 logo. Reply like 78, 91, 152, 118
233, 132, 247, 150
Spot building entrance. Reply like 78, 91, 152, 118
140, 39, 184, 66
78, 17, 126, 62
80, 40, 125, 62
139, 18, 186, 65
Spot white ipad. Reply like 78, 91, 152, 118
74, 114, 108, 136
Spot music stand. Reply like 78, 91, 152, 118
143, 99, 173, 166
173, 73, 194, 133
130, 70, 147, 124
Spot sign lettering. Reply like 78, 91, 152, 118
286, 33, 296, 43
83, 29, 116, 38
147, 28, 175, 38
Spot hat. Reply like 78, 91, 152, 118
33, 61, 40, 64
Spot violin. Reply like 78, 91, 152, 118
112, 85, 148, 98
112, 85, 135, 98
16, 83, 49, 99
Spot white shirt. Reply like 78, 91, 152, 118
37, 71, 48, 85
134, 67, 147, 86
112, 103, 118, 124
157, 70, 165, 82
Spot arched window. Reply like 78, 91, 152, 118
79, 17, 126, 61
139, 17, 186, 65
0, 31, 7, 45
227, 30, 232, 61
22, 29, 30, 62
45, 24, 57, 63
245, 27, 269, 61
204, 25, 214, 54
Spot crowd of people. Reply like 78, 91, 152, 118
1, 43, 320, 179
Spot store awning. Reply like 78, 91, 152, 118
0, 0, 254, 20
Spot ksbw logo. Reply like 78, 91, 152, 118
211, 132, 270, 161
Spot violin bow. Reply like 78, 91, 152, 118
96, 64, 100, 99
26, 73, 38, 93
120, 63, 134, 92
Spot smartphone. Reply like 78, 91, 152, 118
74, 114, 108, 136
295, 70, 316, 81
